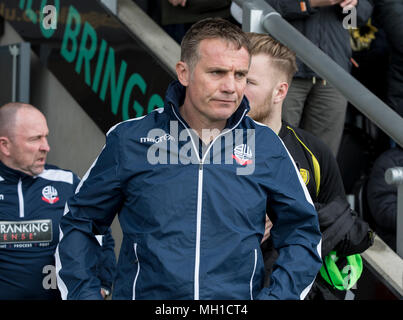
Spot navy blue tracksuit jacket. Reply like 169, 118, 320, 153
57, 81, 322, 300
0, 162, 116, 299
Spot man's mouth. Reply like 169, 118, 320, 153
212, 98, 237, 104
36, 157, 46, 164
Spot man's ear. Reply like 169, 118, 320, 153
273, 81, 289, 104
0, 136, 11, 157
176, 61, 190, 87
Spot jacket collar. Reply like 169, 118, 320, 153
279, 121, 292, 138
0, 160, 36, 182
164, 80, 250, 130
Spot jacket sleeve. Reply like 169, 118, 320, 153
264, 0, 317, 20
257, 140, 323, 300
333, 211, 374, 257
366, 152, 398, 232
56, 128, 124, 300
317, 147, 346, 203
373, 0, 403, 55
356, 0, 374, 27
96, 228, 117, 293
291, 128, 372, 258
316, 197, 373, 257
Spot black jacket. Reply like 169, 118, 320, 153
278, 123, 345, 204
366, 146, 403, 250
373, 0, 403, 117
262, 123, 373, 299
278, 124, 372, 258
265, 0, 374, 78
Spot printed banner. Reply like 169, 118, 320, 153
0, 0, 175, 133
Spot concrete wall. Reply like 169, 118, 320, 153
118, 0, 180, 75
0, 21, 123, 258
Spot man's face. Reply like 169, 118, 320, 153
7, 108, 50, 176
181, 38, 250, 127
245, 54, 277, 123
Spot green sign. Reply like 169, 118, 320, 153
1, 0, 174, 133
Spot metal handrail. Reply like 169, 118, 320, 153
232, 0, 403, 149
232, 0, 403, 296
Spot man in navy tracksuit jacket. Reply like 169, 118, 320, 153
0, 103, 116, 300
56, 18, 322, 300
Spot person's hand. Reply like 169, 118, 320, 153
339, 0, 358, 8
168, 0, 187, 7
309, 0, 343, 8
261, 215, 273, 244
100, 288, 110, 299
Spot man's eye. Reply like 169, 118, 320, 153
30, 136, 43, 141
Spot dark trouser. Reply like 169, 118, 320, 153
283, 78, 348, 156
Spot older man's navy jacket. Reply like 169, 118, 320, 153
0, 162, 116, 299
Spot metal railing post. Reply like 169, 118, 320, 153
385, 167, 403, 259
240, 1, 266, 33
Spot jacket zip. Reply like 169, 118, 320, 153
194, 162, 203, 300
17, 178, 24, 218
250, 249, 257, 300
170, 103, 248, 300
132, 243, 140, 300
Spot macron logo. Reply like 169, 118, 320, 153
140, 134, 175, 144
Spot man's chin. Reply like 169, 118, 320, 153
248, 113, 263, 123
212, 108, 239, 122
30, 165, 45, 176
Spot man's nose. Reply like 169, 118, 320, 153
221, 74, 236, 93
40, 137, 50, 152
